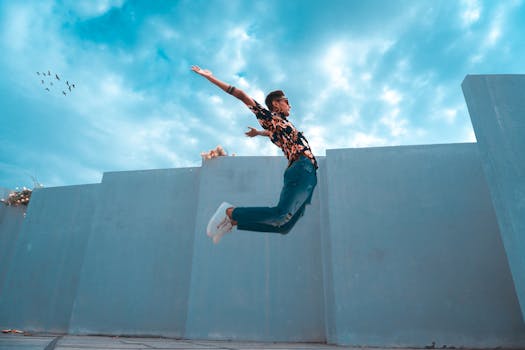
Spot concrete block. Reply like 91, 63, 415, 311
0, 184, 99, 332
0, 204, 26, 298
323, 144, 525, 347
185, 156, 325, 342
69, 168, 199, 337
462, 74, 525, 318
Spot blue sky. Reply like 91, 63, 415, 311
1, 0, 524, 189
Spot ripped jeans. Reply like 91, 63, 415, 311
231, 155, 317, 234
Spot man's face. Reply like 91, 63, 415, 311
274, 97, 291, 116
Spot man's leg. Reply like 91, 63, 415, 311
230, 202, 306, 234
231, 159, 316, 233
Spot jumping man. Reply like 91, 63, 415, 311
191, 65, 318, 243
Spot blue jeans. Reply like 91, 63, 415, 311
231, 155, 317, 234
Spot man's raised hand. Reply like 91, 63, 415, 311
191, 65, 213, 78
245, 127, 259, 138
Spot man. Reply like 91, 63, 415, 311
191, 65, 318, 244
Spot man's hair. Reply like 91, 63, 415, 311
265, 90, 285, 111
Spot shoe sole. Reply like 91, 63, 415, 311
206, 202, 231, 237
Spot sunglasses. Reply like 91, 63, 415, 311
277, 97, 289, 105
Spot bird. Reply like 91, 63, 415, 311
41, 80, 44, 84
36, 72, 40, 75
55, 74, 60, 80
62, 91, 66, 96
66, 80, 69, 86
45, 88, 50, 91
50, 82, 53, 86
68, 86, 71, 92
72, 83, 76, 88
47, 70, 50, 76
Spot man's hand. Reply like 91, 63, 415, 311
191, 65, 255, 108
191, 65, 213, 78
245, 127, 269, 138
245, 127, 258, 138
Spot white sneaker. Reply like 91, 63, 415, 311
206, 202, 233, 239
212, 217, 233, 244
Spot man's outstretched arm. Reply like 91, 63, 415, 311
191, 65, 255, 108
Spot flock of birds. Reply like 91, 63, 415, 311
36, 70, 76, 96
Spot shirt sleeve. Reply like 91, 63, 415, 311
248, 100, 273, 130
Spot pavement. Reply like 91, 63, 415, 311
0, 334, 408, 350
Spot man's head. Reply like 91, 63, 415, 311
265, 90, 291, 116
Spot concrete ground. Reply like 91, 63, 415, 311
0, 334, 420, 350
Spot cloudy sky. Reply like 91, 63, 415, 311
1, 0, 524, 189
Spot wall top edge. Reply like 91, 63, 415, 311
33, 183, 101, 191
326, 142, 477, 155
462, 74, 525, 85
464, 74, 525, 77
103, 166, 201, 176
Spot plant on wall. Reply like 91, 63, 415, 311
1, 188, 33, 207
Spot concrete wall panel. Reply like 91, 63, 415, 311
324, 144, 525, 347
0, 184, 99, 332
185, 156, 325, 342
0, 204, 26, 297
69, 168, 199, 338
462, 74, 525, 318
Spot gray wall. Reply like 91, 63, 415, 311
1, 149, 523, 348
462, 75, 525, 319
322, 144, 525, 347
185, 156, 325, 342
0, 184, 99, 332
0, 203, 25, 297
69, 168, 199, 338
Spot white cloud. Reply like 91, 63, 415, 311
323, 43, 353, 91
460, 0, 482, 26
64, 0, 126, 18
380, 87, 403, 105
237, 137, 279, 157
350, 132, 388, 148
486, 22, 502, 47
147, 18, 180, 41
210, 95, 223, 105
467, 1, 521, 63
339, 113, 359, 126
361, 72, 373, 82
216, 26, 254, 75
444, 108, 458, 124
380, 108, 408, 137
464, 124, 477, 142
302, 124, 327, 156
320, 38, 395, 95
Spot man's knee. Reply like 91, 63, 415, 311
271, 211, 294, 234
274, 209, 304, 235
275, 211, 293, 225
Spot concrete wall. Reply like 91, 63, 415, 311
0, 185, 99, 332
322, 144, 525, 347
185, 156, 325, 342
462, 75, 525, 318
1, 148, 523, 348
0, 202, 26, 298
69, 168, 199, 338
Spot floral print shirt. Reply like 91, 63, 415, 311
249, 101, 318, 169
